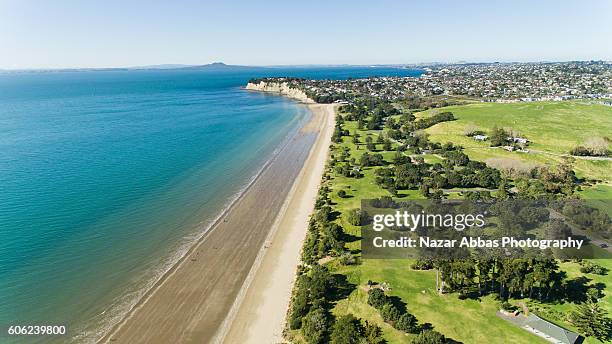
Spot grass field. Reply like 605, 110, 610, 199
411, 100, 611, 343
418, 101, 612, 182
579, 184, 612, 217
334, 260, 549, 344
292, 101, 611, 343
322, 118, 555, 343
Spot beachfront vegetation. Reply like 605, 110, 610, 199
283, 84, 611, 344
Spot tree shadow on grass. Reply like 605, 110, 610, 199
563, 276, 591, 303
328, 273, 357, 303
386, 295, 408, 314
341, 231, 360, 243
329, 210, 341, 221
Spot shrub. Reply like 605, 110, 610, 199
337, 189, 347, 198
570, 145, 591, 156
580, 261, 607, 275
347, 208, 367, 226
367, 288, 387, 309
395, 312, 419, 333
499, 300, 515, 312
314, 206, 332, 224
587, 287, 602, 301
338, 251, 356, 265
411, 259, 433, 270
380, 303, 401, 323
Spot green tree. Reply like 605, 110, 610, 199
309, 265, 335, 300
380, 303, 401, 323
570, 299, 611, 341
363, 321, 385, 344
347, 209, 367, 226
302, 307, 329, 344
383, 139, 393, 151
396, 313, 419, 333
330, 314, 362, 344
288, 278, 310, 329
367, 288, 387, 309
489, 126, 508, 147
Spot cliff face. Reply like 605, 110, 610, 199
245, 81, 313, 103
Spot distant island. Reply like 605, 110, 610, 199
0, 62, 266, 73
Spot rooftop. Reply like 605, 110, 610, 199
523, 314, 581, 344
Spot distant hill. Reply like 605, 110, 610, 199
130, 64, 197, 70
181, 62, 265, 71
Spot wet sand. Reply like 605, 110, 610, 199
99, 102, 335, 344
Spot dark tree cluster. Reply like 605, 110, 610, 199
360, 152, 385, 167
412, 112, 455, 130
555, 200, 611, 238
367, 288, 420, 334
512, 168, 577, 199
288, 265, 336, 342
402, 95, 463, 110
332, 124, 349, 143
302, 187, 346, 265
340, 101, 399, 131
428, 257, 603, 305
329, 314, 385, 344
489, 126, 509, 147
375, 150, 501, 196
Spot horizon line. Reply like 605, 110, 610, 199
1, 59, 611, 72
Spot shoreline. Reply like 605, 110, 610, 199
87, 112, 306, 343
98, 86, 335, 344
94, 122, 300, 343
219, 101, 336, 343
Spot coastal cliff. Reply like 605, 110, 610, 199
245, 81, 313, 103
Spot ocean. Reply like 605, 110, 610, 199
0, 66, 422, 342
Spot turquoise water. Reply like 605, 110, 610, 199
0, 67, 421, 341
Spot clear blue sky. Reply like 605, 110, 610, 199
1, 0, 611, 69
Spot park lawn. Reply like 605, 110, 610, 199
317, 115, 611, 343
329, 119, 429, 252
331, 260, 548, 344
331, 282, 415, 343
562, 260, 612, 314
578, 183, 612, 218
325, 119, 544, 343
417, 101, 612, 182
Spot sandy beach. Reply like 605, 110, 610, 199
98, 88, 335, 343
220, 102, 336, 344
